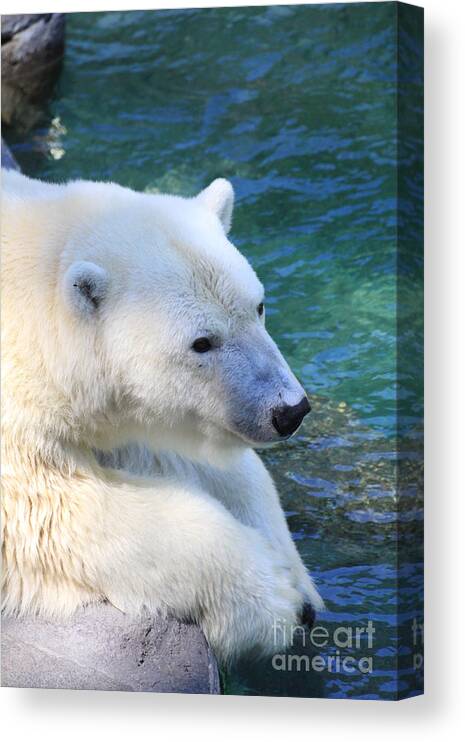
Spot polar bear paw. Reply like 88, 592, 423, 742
200, 532, 307, 664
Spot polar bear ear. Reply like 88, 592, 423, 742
197, 178, 234, 234
63, 261, 109, 317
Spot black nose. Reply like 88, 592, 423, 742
271, 396, 311, 437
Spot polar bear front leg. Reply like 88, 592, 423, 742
187, 449, 325, 614
82, 470, 303, 664
2, 461, 305, 663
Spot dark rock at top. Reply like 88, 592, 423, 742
1, 14, 53, 42
1, 13, 66, 130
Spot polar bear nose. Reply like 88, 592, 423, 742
271, 396, 311, 437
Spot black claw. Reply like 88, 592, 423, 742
301, 602, 316, 630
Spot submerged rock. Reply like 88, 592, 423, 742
1, 13, 65, 130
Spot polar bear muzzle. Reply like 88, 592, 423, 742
218, 325, 311, 445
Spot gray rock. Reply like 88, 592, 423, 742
1, 14, 51, 42
1, 605, 220, 694
1, 13, 65, 129
1, 138, 20, 170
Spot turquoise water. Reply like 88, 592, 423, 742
7, 3, 423, 700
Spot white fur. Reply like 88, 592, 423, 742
1, 169, 323, 664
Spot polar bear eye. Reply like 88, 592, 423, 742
257, 302, 264, 317
192, 337, 212, 353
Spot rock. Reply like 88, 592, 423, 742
1, 138, 20, 170
1, 14, 50, 42
1, 605, 220, 694
1, 13, 65, 130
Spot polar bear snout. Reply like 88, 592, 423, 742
271, 396, 311, 438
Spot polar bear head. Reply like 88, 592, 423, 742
4, 172, 310, 462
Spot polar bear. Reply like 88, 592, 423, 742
1, 169, 323, 664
